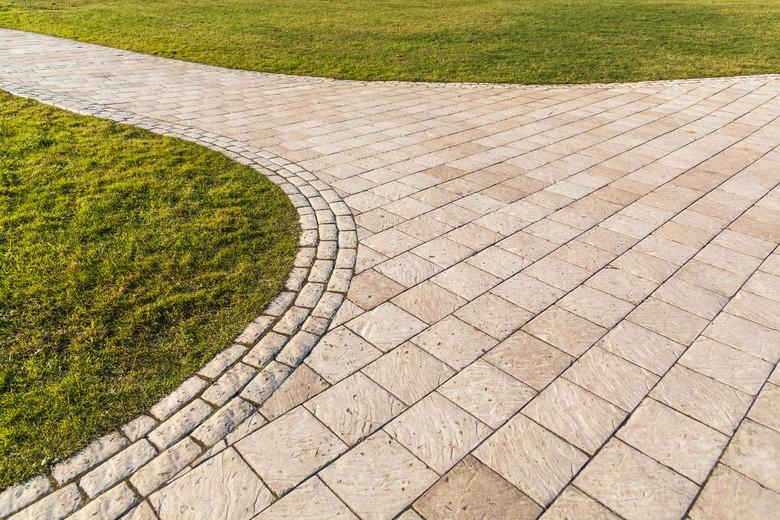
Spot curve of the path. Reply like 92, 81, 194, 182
1, 29, 779, 520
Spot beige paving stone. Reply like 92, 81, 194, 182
412, 315, 497, 369
585, 266, 657, 305
579, 226, 636, 255
385, 392, 491, 474
235, 407, 347, 495
523, 378, 626, 454
392, 280, 466, 324
414, 455, 542, 520
679, 337, 773, 395
130, 438, 202, 496
346, 269, 405, 310
596, 321, 685, 375
8, 484, 81, 520
524, 256, 590, 292
67, 483, 137, 520
744, 270, 780, 303
484, 331, 574, 390
305, 326, 382, 383
431, 262, 500, 300
617, 399, 728, 484
202, 363, 256, 406
697, 243, 762, 277
492, 272, 564, 314
446, 222, 502, 250
564, 347, 657, 411
412, 237, 474, 268
149, 448, 273, 520
259, 364, 329, 420
362, 228, 421, 257
498, 231, 556, 261
635, 234, 698, 266
374, 251, 442, 287
439, 360, 535, 429
703, 312, 780, 363
540, 486, 620, 520
396, 215, 453, 242
80, 439, 157, 498
725, 291, 780, 330
748, 382, 780, 432
559, 286, 634, 328
122, 501, 157, 520
523, 306, 607, 356
0, 477, 51, 518
722, 420, 780, 493
347, 302, 428, 352
306, 372, 405, 446
611, 249, 677, 283
651, 365, 752, 435
574, 439, 699, 520
552, 240, 616, 271
627, 298, 710, 345
677, 259, 744, 298
362, 342, 455, 405
474, 413, 588, 506
255, 477, 357, 519
455, 292, 533, 340
148, 399, 213, 450
319, 430, 438, 520
192, 397, 254, 446
689, 464, 780, 520
465, 246, 528, 278
51, 431, 129, 485
654, 277, 728, 320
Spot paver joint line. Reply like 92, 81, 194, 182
1, 28, 780, 520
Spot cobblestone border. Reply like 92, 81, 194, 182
0, 83, 356, 519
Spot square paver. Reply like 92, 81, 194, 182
689, 464, 780, 520
455, 292, 533, 340
627, 298, 709, 345
679, 337, 773, 395
466, 246, 528, 279
414, 456, 542, 520
617, 398, 728, 483
523, 306, 606, 356
523, 378, 626, 454
319, 430, 438, 520
650, 365, 752, 435
255, 477, 356, 519
703, 312, 780, 363
347, 302, 427, 352
439, 360, 536, 429
492, 273, 564, 314
596, 321, 684, 376
305, 326, 382, 384
346, 269, 405, 310
432, 262, 500, 300
306, 372, 406, 446
748, 382, 780, 432
385, 392, 491, 475
484, 331, 574, 390
374, 252, 442, 287
392, 281, 466, 324
411, 315, 497, 370
558, 286, 634, 328
150, 448, 273, 520
474, 413, 588, 506
412, 237, 474, 268
540, 486, 620, 520
574, 439, 698, 520
722, 420, 780, 493
563, 347, 658, 411
235, 407, 347, 495
362, 342, 455, 406
585, 267, 657, 305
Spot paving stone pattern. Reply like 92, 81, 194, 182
1, 29, 779, 520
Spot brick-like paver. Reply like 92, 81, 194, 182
1, 28, 779, 520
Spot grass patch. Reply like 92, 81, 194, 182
0, 91, 298, 488
0, 0, 778, 83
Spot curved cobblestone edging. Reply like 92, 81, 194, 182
0, 85, 357, 519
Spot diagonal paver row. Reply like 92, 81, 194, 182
1, 29, 779, 520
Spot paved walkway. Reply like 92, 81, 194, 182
1, 29, 779, 520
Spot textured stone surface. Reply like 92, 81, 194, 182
306, 372, 405, 445
149, 448, 273, 520
721, 420, 780, 493
51, 432, 129, 485
540, 486, 620, 520
8, 484, 81, 520
80, 440, 157, 497
319, 431, 438, 520
474, 414, 588, 506
414, 456, 542, 520
690, 464, 780, 520
385, 392, 491, 474
0, 476, 50, 518
68, 483, 137, 520
575, 439, 699, 520
5, 31, 780, 519
235, 407, 347, 495
255, 477, 356, 519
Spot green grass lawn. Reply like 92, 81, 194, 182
0, 91, 298, 488
0, 0, 779, 84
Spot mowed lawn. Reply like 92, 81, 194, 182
0, 92, 298, 488
0, 0, 779, 84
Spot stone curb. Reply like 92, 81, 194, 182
0, 83, 356, 520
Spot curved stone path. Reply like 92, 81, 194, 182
1, 29, 779, 520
